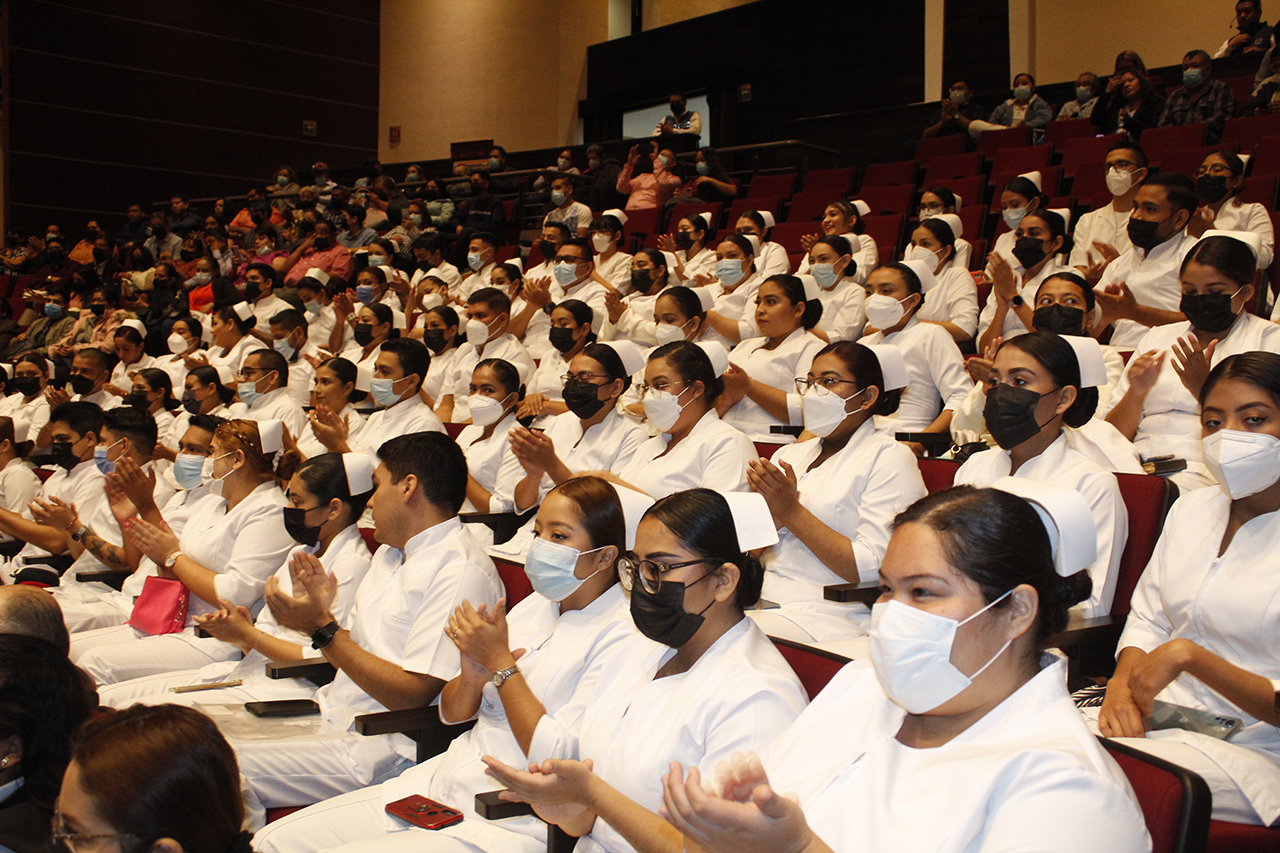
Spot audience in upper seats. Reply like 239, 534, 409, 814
1217, 0, 1275, 56
1094, 172, 1200, 350
282, 220, 353, 287
1056, 72, 1102, 119
906, 214, 978, 344
584, 142, 626, 211
1242, 45, 1280, 114
1092, 67, 1165, 140
1187, 149, 1276, 269
965, 73, 1053, 139
457, 170, 507, 243
542, 176, 592, 238
1071, 142, 1147, 283
653, 91, 702, 136
1158, 50, 1236, 142
920, 80, 988, 147
669, 147, 738, 206
143, 212, 182, 260
617, 142, 682, 210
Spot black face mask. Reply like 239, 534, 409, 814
983, 384, 1054, 450
416, 259, 435, 273
630, 570, 716, 648
182, 394, 202, 415
46, 249, 65, 262
674, 232, 694, 250
152, 225, 167, 237
1011, 235, 1049, 270
244, 282, 262, 303
1032, 304, 1086, 336
353, 323, 375, 346
563, 378, 606, 419
312, 236, 331, 250
1195, 175, 1230, 204
548, 326, 577, 354
282, 506, 322, 546
124, 391, 151, 409
1127, 216, 1170, 252
89, 303, 106, 316
68, 374, 96, 396
11, 376, 40, 398
92, 248, 108, 262
1180, 291, 1239, 332
538, 240, 557, 262
631, 269, 655, 293
422, 328, 448, 353
49, 439, 80, 471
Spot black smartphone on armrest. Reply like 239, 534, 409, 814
244, 699, 320, 718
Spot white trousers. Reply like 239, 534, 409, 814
234, 733, 412, 816
51, 592, 130, 633
71, 625, 238, 684
98, 669, 262, 708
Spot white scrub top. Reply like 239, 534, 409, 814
976, 256, 1066, 342
616, 409, 754, 498
860, 317, 972, 432
917, 262, 979, 339
457, 413, 522, 513
1095, 233, 1196, 350
724, 328, 824, 441
812, 279, 866, 344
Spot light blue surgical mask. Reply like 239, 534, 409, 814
172, 452, 205, 490
810, 262, 840, 289
1182, 68, 1204, 89
304, 299, 322, 316
273, 336, 296, 361
552, 261, 580, 287
1013, 84, 1032, 100
551, 190, 567, 207
716, 258, 746, 288
44, 303, 64, 319
467, 252, 484, 271
525, 537, 607, 602
93, 438, 124, 475
370, 375, 408, 407
696, 161, 709, 176
238, 378, 263, 407
355, 285, 376, 304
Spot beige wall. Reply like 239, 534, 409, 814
1032, 0, 1218, 85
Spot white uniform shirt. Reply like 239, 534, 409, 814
283, 341, 321, 406
520, 407, 648, 509
522, 277, 610, 361
977, 257, 1066, 341
1103, 314, 1280, 482
704, 270, 765, 349
74, 387, 122, 411
1119, 485, 1280, 824
14, 459, 114, 573
675, 246, 717, 283
297, 403, 366, 460
305, 304, 352, 353
422, 345, 461, 405
442, 334, 535, 423
755, 240, 791, 278
1069, 203, 1134, 269
153, 352, 193, 391
227, 386, 307, 441
593, 251, 633, 294
917, 263, 979, 339
1213, 199, 1275, 269
457, 413, 522, 512
410, 262, 462, 296
252, 293, 293, 333
525, 349, 570, 407
1096, 232, 1196, 349
955, 432, 1129, 617
724, 328, 824, 440
616, 410, 753, 498
0, 394, 50, 442
0, 458, 41, 544
762, 658, 1149, 853
528, 619, 807, 853
762, 421, 926, 633
812, 279, 866, 343
603, 284, 673, 346
204, 334, 260, 376
350, 396, 445, 456
860, 316, 972, 432
797, 232, 877, 287
110, 354, 156, 391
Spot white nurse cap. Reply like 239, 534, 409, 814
1061, 336, 1108, 389
612, 483, 655, 550
341, 452, 375, 495
862, 344, 909, 391
716, 490, 779, 551
989, 477, 1097, 576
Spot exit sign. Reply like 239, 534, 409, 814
389, 125, 401, 144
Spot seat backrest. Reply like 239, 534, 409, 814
1154, 145, 1227, 179
922, 152, 985, 183
987, 145, 1052, 183
860, 160, 917, 188
1223, 113, 1280, 151
1069, 166, 1112, 209
956, 206, 985, 242
622, 207, 660, 242
493, 557, 534, 607
804, 166, 855, 194
753, 441, 782, 460
1060, 133, 1125, 177
966, 237, 987, 270
917, 458, 959, 494
443, 422, 466, 440
975, 124, 1032, 153
860, 214, 906, 254
1141, 123, 1209, 158
1044, 118, 1098, 149
770, 222, 816, 255
667, 202, 722, 234
769, 636, 850, 701
359, 526, 378, 554
856, 185, 914, 217
746, 173, 797, 199
1111, 474, 1178, 618
1100, 738, 1211, 853
914, 133, 966, 166
1240, 172, 1278, 208
728, 197, 781, 231
787, 191, 840, 223
927, 176, 987, 213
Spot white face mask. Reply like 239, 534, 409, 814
870, 591, 1013, 714
591, 233, 613, 253
419, 292, 444, 311
525, 537, 606, 601
654, 320, 691, 346
865, 293, 911, 330
1002, 207, 1028, 230
905, 244, 942, 270
167, 332, 189, 355
802, 385, 866, 438
469, 393, 508, 427
643, 385, 691, 433
466, 317, 495, 345
201, 452, 234, 498
1106, 168, 1136, 198
1202, 429, 1280, 499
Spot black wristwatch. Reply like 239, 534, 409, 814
311, 620, 340, 650
1010, 294, 1024, 307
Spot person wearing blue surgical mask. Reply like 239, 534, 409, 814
806, 235, 865, 344
1055, 71, 1102, 120
702, 235, 762, 346
1157, 50, 1234, 143
982, 72, 1052, 135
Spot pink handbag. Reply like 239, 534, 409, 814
127, 576, 190, 635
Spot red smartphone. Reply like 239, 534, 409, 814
385, 795, 464, 830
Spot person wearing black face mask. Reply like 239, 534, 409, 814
519, 301, 595, 426
979, 211, 1071, 356
603, 248, 673, 346
1185, 151, 1274, 272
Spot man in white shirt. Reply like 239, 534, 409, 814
62, 349, 122, 412
407, 232, 460, 295
228, 348, 308, 439
269, 309, 321, 407
229, 431, 503, 812
246, 262, 293, 340
514, 238, 609, 360
543, 177, 593, 238
1095, 173, 1199, 350
436, 288, 534, 423
1071, 142, 1147, 282
456, 232, 498, 301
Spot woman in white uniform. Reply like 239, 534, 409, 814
458, 358, 524, 514
296, 358, 367, 460
588, 211, 633, 293
126, 368, 178, 450
95, 452, 375, 707
417, 305, 464, 407
615, 341, 754, 498
252, 476, 649, 853
798, 200, 876, 286
659, 213, 717, 284
859, 262, 972, 439
200, 303, 260, 377
106, 322, 156, 398
166, 365, 235, 456
1096, 351, 1280, 827
483, 489, 807, 853
521, 300, 592, 425
661, 483, 1150, 853
70, 419, 298, 684
734, 210, 790, 278
0, 417, 40, 545
339, 302, 396, 379
1189, 150, 1274, 270
987, 173, 1049, 273
956, 331, 1128, 617
703, 235, 766, 348
1105, 233, 1280, 490
747, 342, 926, 650
805, 236, 866, 344
2, 354, 53, 442
978, 209, 1071, 353
603, 248, 674, 346
906, 213, 979, 344
720, 275, 825, 442
916, 186, 974, 269
155, 316, 205, 390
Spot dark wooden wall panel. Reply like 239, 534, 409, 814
942, 0, 1010, 97
6, 0, 379, 233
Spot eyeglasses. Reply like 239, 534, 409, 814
1193, 164, 1233, 177
52, 815, 147, 853
1104, 160, 1139, 172
634, 380, 685, 397
618, 555, 713, 594
794, 377, 859, 395
237, 367, 267, 379
561, 372, 610, 383
552, 255, 587, 265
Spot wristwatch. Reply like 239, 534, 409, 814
311, 620, 341, 650
491, 663, 520, 688
70, 524, 90, 543
1010, 294, 1024, 307
163, 550, 183, 570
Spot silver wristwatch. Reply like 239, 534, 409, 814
491, 663, 520, 688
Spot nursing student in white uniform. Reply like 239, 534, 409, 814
1187, 150, 1275, 271
955, 332, 1128, 617
906, 213, 978, 345
662, 482, 1150, 853
587, 211, 633, 293
658, 212, 718, 284
702, 234, 766, 348
195, 302, 260, 377
95, 452, 376, 708
414, 305, 464, 407
616, 287, 716, 430
747, 342, 926, 655
227, 348, 308, 440
253, 477, 652, 853
515, 237, 610, 361
916, 187, 974, 269
720, 275, 825, 442
166, 365, 235, 456
482, 489, 807, 853
977, 209, 1071, 353
458, 358, 524, 514
155, 316, 205, 391
71, 419, 297, 684
734, 210, 790, 278
297, 269, 353, 356
436, 287, 535, 424
269, 308, 323, 407
858, 261, 972, 439
0, 417, 40, 550
797, 200, 877, 286
805, 236, 866, 344
295, 357, 366, 460
63, 349, 121, 412
1069, 142, 1144, 280
614, 341, 755, 498
339, 301, 398, 408
520, 300, 592, 427
105, 320, 155, 398
2, 354, 53, 442
1105, 232, 1280, 491
1095, 352, 1280, 827
986, 172, 1048, 273
600, 248, 676, 346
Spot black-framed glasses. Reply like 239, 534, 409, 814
1193, 164, 1232, 178
618, 555, 712, 594
552, 255, 588, 265
1104, 160, 1138, 172
562, 372, 610, 384
794, 377, 859, 395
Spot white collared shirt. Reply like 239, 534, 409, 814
228, 386, 307, 440
252, 293, 293, 333
1213, 199, 1275, 269
1069, 203, 1134, 269
916, 262, 978, 339
110, 354, 156, 390
297, 403, 366, 459
977, 256, 1067, 341
813, 278, 867, 343
0, 457, 40, 544
74, 387, 121, 411
283, 341, 322, 406
617, 409, 754, 498
457, 413, 522, 512
522, 406, 648, 509
422, 344, 460, 405
206, 334, 260, 376
522, 276, 611, 361
594, 250, 633, 294
15, 459, 113, 572
305, 303, 352, 353
1096, 232, 1197, 349
725, 328, 825, 440
860, 316, 973, 432
0, 393, 50, 439
350, 395, 445, 456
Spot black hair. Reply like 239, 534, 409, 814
475, 357, 524, 400
344, 204, 367, 225
649, 340, 724, 405
644, 489, 764, 611
1000, 331, 1098, 427
470, 231, 497, 251
134, 367, 178, 411
317, 357, 366, 404
1013, 71, 1036, 87
633, 248, 671, 291
468, 286, 511, 316
496, 262, 524, 286
657, 286, 708, 326
549, 477, 625, 575
15, 353, 49, 377
814, 341, 902, 415
358, 264, 388, 288
581, 342, 634, 393
270, 308, 307, 334
103, 406, 159, 456
188, 365, 237, 406
553, 298, 596, 336
1020, 209, 1073, 258
246, 348, 289, 387
561, 237, 592, 259
880, 262, 926, 313
1002, 176, 1048, 209
294, 452, 373, 521
1140, 171, 1199, 215
426, 304, 462, 341
1200, 351, 1280, 408
377, 431, 468, 515
50, 401, 104, 440
923, 186, 958, 210
173, 315, 203, 341
245, 262, 277, 287
736, 210, 773, 236
215, 304, 255, 336
680, 213, 715, 243
760, 274, 822, 330
542, 221, 571, 240
187, 413, 225, 437
1106, 140, 1148, 169
379, 338, 431, 393
721, 233, 757, 261
0, 417, 32, 459
590, 214, 625, 237
411, 232, 447, 254
827, 200, 865, 235
359, 301, 398, 340
893, 486, 1091, 648
1036, 271, 1097, 312
112, 325, 144, 347
75, 347, 114, 375
815, 235, 855, 259
1181, 234, 1258, 290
